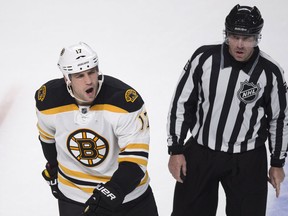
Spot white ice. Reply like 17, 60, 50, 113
1, 0, 288, 215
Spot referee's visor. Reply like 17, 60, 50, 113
224, 31, 261, 47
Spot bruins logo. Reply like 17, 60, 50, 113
38, 85, 46, 102
67, 129, 109, 167
125, 89, 138, 103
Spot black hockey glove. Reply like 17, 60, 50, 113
42, 163, 60, 199
83, 182, 125, 216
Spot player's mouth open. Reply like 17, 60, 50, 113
86, 88, 94, 94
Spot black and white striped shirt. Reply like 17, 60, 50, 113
167, 43, 288, 166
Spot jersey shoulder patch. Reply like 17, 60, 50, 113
95, 75, 144, 112
35, 78, 74, 111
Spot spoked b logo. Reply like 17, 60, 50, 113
67, 129, 109, 167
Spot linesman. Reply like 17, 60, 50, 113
167, 4, 288, 216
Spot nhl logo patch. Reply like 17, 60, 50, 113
237, 80, 261, 104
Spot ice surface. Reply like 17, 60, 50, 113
1, 0, 287, 215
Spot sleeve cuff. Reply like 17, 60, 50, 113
270, 157, 285, 168
168, 145, 184, 155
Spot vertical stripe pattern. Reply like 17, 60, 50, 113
167, 44, 288, 162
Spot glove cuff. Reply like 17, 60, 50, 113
93, 182, 124, 210
42, 163, 58, 185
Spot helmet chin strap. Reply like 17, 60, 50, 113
67, 85, 91, 104
66, 72, 104, 105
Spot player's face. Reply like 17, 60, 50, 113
70, 68, 98, 105
227, 34, 256, 62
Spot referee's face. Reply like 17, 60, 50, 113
227, 34, 256, 62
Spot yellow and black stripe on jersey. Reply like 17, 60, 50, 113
35, 74, 151, 203
93, 75, 144, 113
35, 78, 74, 111
35, 75, 144, 114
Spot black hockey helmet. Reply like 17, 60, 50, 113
225, 4, 264, 35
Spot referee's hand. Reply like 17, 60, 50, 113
168, 154, 187, 183
268, 167, 285, 197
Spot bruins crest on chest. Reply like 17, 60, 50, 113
67, 129, 109, 167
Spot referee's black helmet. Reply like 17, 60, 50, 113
225, 4, 264, 35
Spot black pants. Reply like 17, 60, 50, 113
58, 186, 158, 216
172, 141, 268, 216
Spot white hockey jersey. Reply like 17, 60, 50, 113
35, 75, 150, 204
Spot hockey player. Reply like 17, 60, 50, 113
166, 4, 288, 216
35, 42, 158, 216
